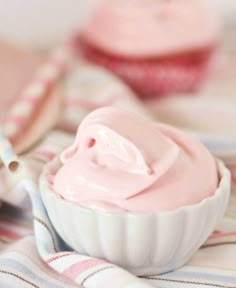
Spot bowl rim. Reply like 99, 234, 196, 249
40, 157, 231, 218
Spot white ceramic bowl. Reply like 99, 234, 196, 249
40, 157, 230, 275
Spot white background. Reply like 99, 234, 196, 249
0, 0, 234, 49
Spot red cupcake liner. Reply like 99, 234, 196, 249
78, 38, 215, 99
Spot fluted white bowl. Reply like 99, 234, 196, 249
40, 158, 230, 275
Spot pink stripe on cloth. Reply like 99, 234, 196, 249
47, 252, 76, 264
63, 259, 107, 280
4, 115, 25, 123
36, 76, 55, 87
0, 216, 31, 230
32, 150, 57, 161
0, 226, 22, 241
20, 95, 44, 104
211, 230, 236, 238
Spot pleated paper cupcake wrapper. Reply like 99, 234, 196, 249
40, 157, 230, 275
78, 40, 215, 99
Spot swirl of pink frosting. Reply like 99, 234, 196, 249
53, 107, 218, 212
81, 0, 219, 58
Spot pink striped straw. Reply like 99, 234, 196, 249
2, 41, 74, 146
0, 130, 20, 173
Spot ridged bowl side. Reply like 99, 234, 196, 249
40, 159, 230, 275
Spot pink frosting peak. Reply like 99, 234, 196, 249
81, 0, 220, 58
53, 107, 218, 212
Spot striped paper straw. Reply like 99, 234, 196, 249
0, 130, 20, 173
2, 41, 74, 145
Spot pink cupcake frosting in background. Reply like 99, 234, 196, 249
78, 0, 220, 99
81, 0, 219, 58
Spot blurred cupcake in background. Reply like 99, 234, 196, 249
77, 0, 220, 99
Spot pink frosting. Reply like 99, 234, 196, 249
53, 107, 218, 212
81, 0, 219, 58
